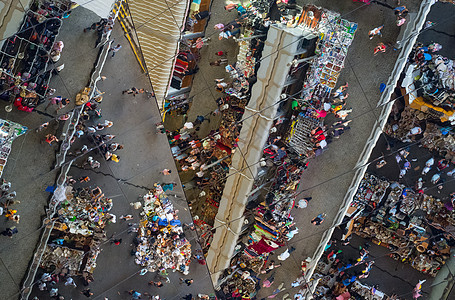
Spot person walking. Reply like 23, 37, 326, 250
109, 44, 122, 57
79, 176, 90, 183
296, 197, 312, 209
210, 59, 228, 66
332, 83, 348, 98
57, 113, 70, 121
149, 280, 164, 288
215, 50, 227, 56
261, 260, 282, 274
36, 121, 49, 132
1, 226, 18, 238
43, 134, 58, 146
368, 25, 384, 39
56, 98, 70, 112
129, 290, 142, 300
155, 122, 166, 134
122, 87, 144, 96
374, 42, 387, 55
162, 183, 175, 192
45, 96, 62, 110
179, 278, 193, 286
311, 213, 326, 225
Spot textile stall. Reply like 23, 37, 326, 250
0, 119, 27, 178
170, 52, 190, 90
300, 7, 357, 103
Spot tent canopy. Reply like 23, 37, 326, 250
74, 0, 116, 18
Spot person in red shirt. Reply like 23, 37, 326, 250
44, 134, 58, 145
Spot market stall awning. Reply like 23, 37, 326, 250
127, 0, 190, 110
73, 0, 116, 18
0, 0, 30, 39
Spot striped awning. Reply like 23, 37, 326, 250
128, 0, 189, 109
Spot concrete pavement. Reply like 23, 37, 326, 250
2, 0, 451, 299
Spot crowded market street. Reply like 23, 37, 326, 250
162, 0, 431, 299
1, 0, 455, 300
0, 2, 214, 300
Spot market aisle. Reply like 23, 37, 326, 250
28, 23, 215, 299
253, 0, 424, 298
0, 6, 101, 299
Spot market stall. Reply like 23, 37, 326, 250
345, 173, 455, 277
300, 7, 357, 102
0, 119, 27, 178
132, 184, 192, 274
384, 105, 455, 163
347, 173, 390, 217
287, 5, 357, 157
0, 0, 70, 110
40, 186, 114, 277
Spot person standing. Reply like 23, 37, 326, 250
109, 44, 122, 57
1, 226, 18, 238
81, 288, 93, 298
160, 169, 172, 175
277, 247, 296, 261
374, 43, 387, 55
296, 197, 312, 209
111, 238, 122, 245
64, 276, 77, 288
122, 87, 144, 96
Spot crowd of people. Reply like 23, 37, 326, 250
0, 179, 20, 236
168, 1, 275, 239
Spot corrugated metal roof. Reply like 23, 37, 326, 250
128, 0, 189, 109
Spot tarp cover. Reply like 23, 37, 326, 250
74, 0, 116, 18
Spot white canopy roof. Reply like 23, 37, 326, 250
74, 0, 116, 18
